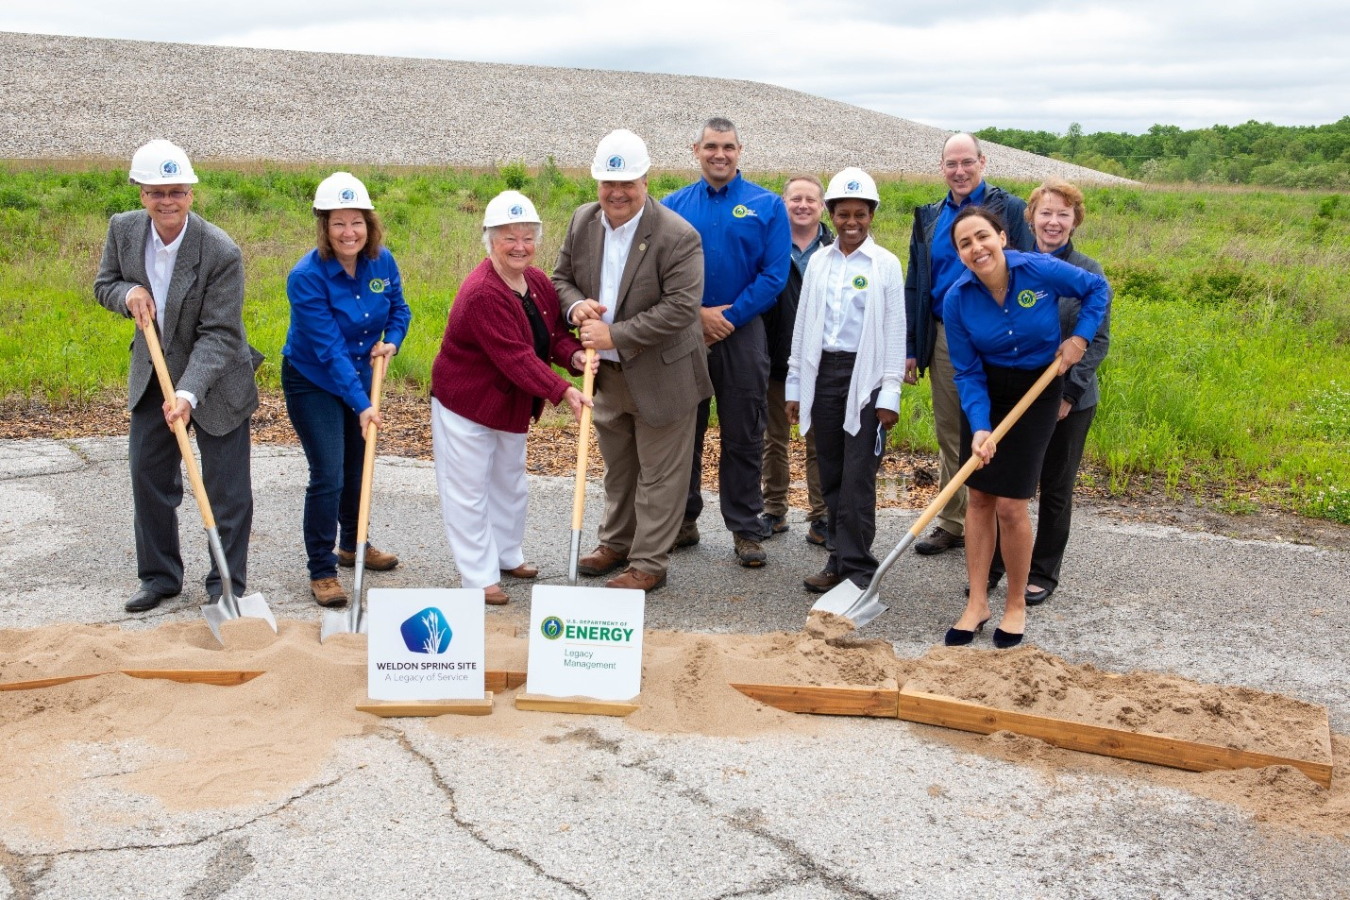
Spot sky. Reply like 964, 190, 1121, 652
3, 1, 1347, 135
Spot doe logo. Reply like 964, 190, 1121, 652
400, 607, 452, 654
541, 616, 564, 640
732, 204, 749, 218
369, 278, 386, 294
852, 275, 869, 290
1017, 289, 1037, 308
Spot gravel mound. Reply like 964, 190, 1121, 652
0, 31, 1129, 182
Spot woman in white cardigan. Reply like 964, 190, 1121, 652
785, 168, 906, 594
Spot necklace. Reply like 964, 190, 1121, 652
988, 270, 1010, 302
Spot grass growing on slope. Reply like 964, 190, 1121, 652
3, 161, 1348, 523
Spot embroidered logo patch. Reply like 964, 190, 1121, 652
369, 278, 386, 294
852, 275, 869, 290
1017, 289, 1037, 308
732, 204, 749, 218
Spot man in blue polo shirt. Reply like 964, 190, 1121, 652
663, 117, 791, 567
904, 133, 1034, 556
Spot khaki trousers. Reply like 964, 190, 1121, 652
593, 363, 698, 578
763, 378, 826, 521
931, 322, 968, 535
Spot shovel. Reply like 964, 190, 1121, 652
567, 348, 597, 585
811, 358, 1063, 628
142, 323, 277, 645
321, 353, 389, 641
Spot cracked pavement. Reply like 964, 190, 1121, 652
1, 437, 1348, 899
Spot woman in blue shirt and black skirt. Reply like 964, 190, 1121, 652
941, 206, 1108, 649
282, 172, 412, 608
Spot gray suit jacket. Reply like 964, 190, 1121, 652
94, 210, 261, 436
552, 197, 712, 428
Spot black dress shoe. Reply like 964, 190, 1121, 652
1024, 584, 1055, 606
125, 588, 179, 613
993, 628, 1024, 649
943, 617, 990, 647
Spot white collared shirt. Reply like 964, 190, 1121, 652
594, 206, 645, 363
138, 217, 197, 408
820, 240, 875, 353
144, 217, 188, 329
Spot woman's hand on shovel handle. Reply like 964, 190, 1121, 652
370, 341, 398, 360
972, 430, 996, 466
359, 406, 383, 434
1057, 338, 1086, 374
570, 350, 599, 375
562, 386, 593, 423
127, 286, 156, 331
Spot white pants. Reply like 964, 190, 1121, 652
431, 399, 528, 589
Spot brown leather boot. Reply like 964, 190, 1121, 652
577, 545, 628, 577
500, 563, 539, 579
337, 546, 400, 571
483, 585, 510, 605
311, 577, 348, 608
605, 567, 666, 592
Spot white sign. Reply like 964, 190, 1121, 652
367, 588, 485, 701
526, 586, 644, 701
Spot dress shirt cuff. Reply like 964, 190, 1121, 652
784, 383, 800, 403
565, 300, 585, 327
175, 390, 198, 410
875, 390, 900, 414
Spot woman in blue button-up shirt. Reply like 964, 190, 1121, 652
281, 172, 412, 608
940, 205, 1108, 650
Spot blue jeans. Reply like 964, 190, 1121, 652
282, 358, 364, 580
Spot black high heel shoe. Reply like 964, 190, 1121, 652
992, 628, 1024, 649
944, 617, 991, 647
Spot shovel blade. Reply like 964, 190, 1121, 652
236, 592, 278, 633
808, 581, 889, 630
202, 601, 237, 646
320, 606, 366, 642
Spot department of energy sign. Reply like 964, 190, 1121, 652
527, 585, 645, 701
367, 588, 485, 701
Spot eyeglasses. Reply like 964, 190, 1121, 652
942, 158, 982, 171
141, 189, 191, 200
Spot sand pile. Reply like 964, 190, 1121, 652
1, 620, 1346, 840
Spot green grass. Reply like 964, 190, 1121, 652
4, 160, 1350, 524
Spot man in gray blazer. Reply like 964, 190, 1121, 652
94, 140, 261, 613
554, 129, 711, 592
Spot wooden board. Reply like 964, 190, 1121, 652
731, 683, 899, 718
898, 687, 1334, 789
121, 669, 265, 686
514, 693, 639, 717
485, 670, 528, 693
0, 672, 111, 692
357, 692, 495, 717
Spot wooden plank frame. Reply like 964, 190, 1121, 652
514, 693, 639, 717
357, 692, 495, 717
485, 670, 528, 693
731, 683, 899, 717
898, 687, 1334, 789
121, 669, 265, 686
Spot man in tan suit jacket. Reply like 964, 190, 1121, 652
553, 129, 711, 591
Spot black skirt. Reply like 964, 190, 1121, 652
960, 364, 1064, 499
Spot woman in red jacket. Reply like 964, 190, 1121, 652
431, 191, 592, 605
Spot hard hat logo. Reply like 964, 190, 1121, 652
339, 188, 356, 202
607, 155, 625, 171
509, 205, 524, 218
847, 181, 861, 192
160, 160, 179, 177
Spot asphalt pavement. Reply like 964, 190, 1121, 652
2, 436, 1348, 899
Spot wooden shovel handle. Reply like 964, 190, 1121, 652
141, 322, 215, 530
908, 357, 1062, 539
570, 348, 597, 531
355, 353, 389, 547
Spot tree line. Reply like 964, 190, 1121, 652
977, 118, 1350, 189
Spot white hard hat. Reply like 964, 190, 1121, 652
591, 129, 651, 182
313, 172, 374, 211
128, 140, 198, 186
483, 190, 542, 229
824, 167, 880, 208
